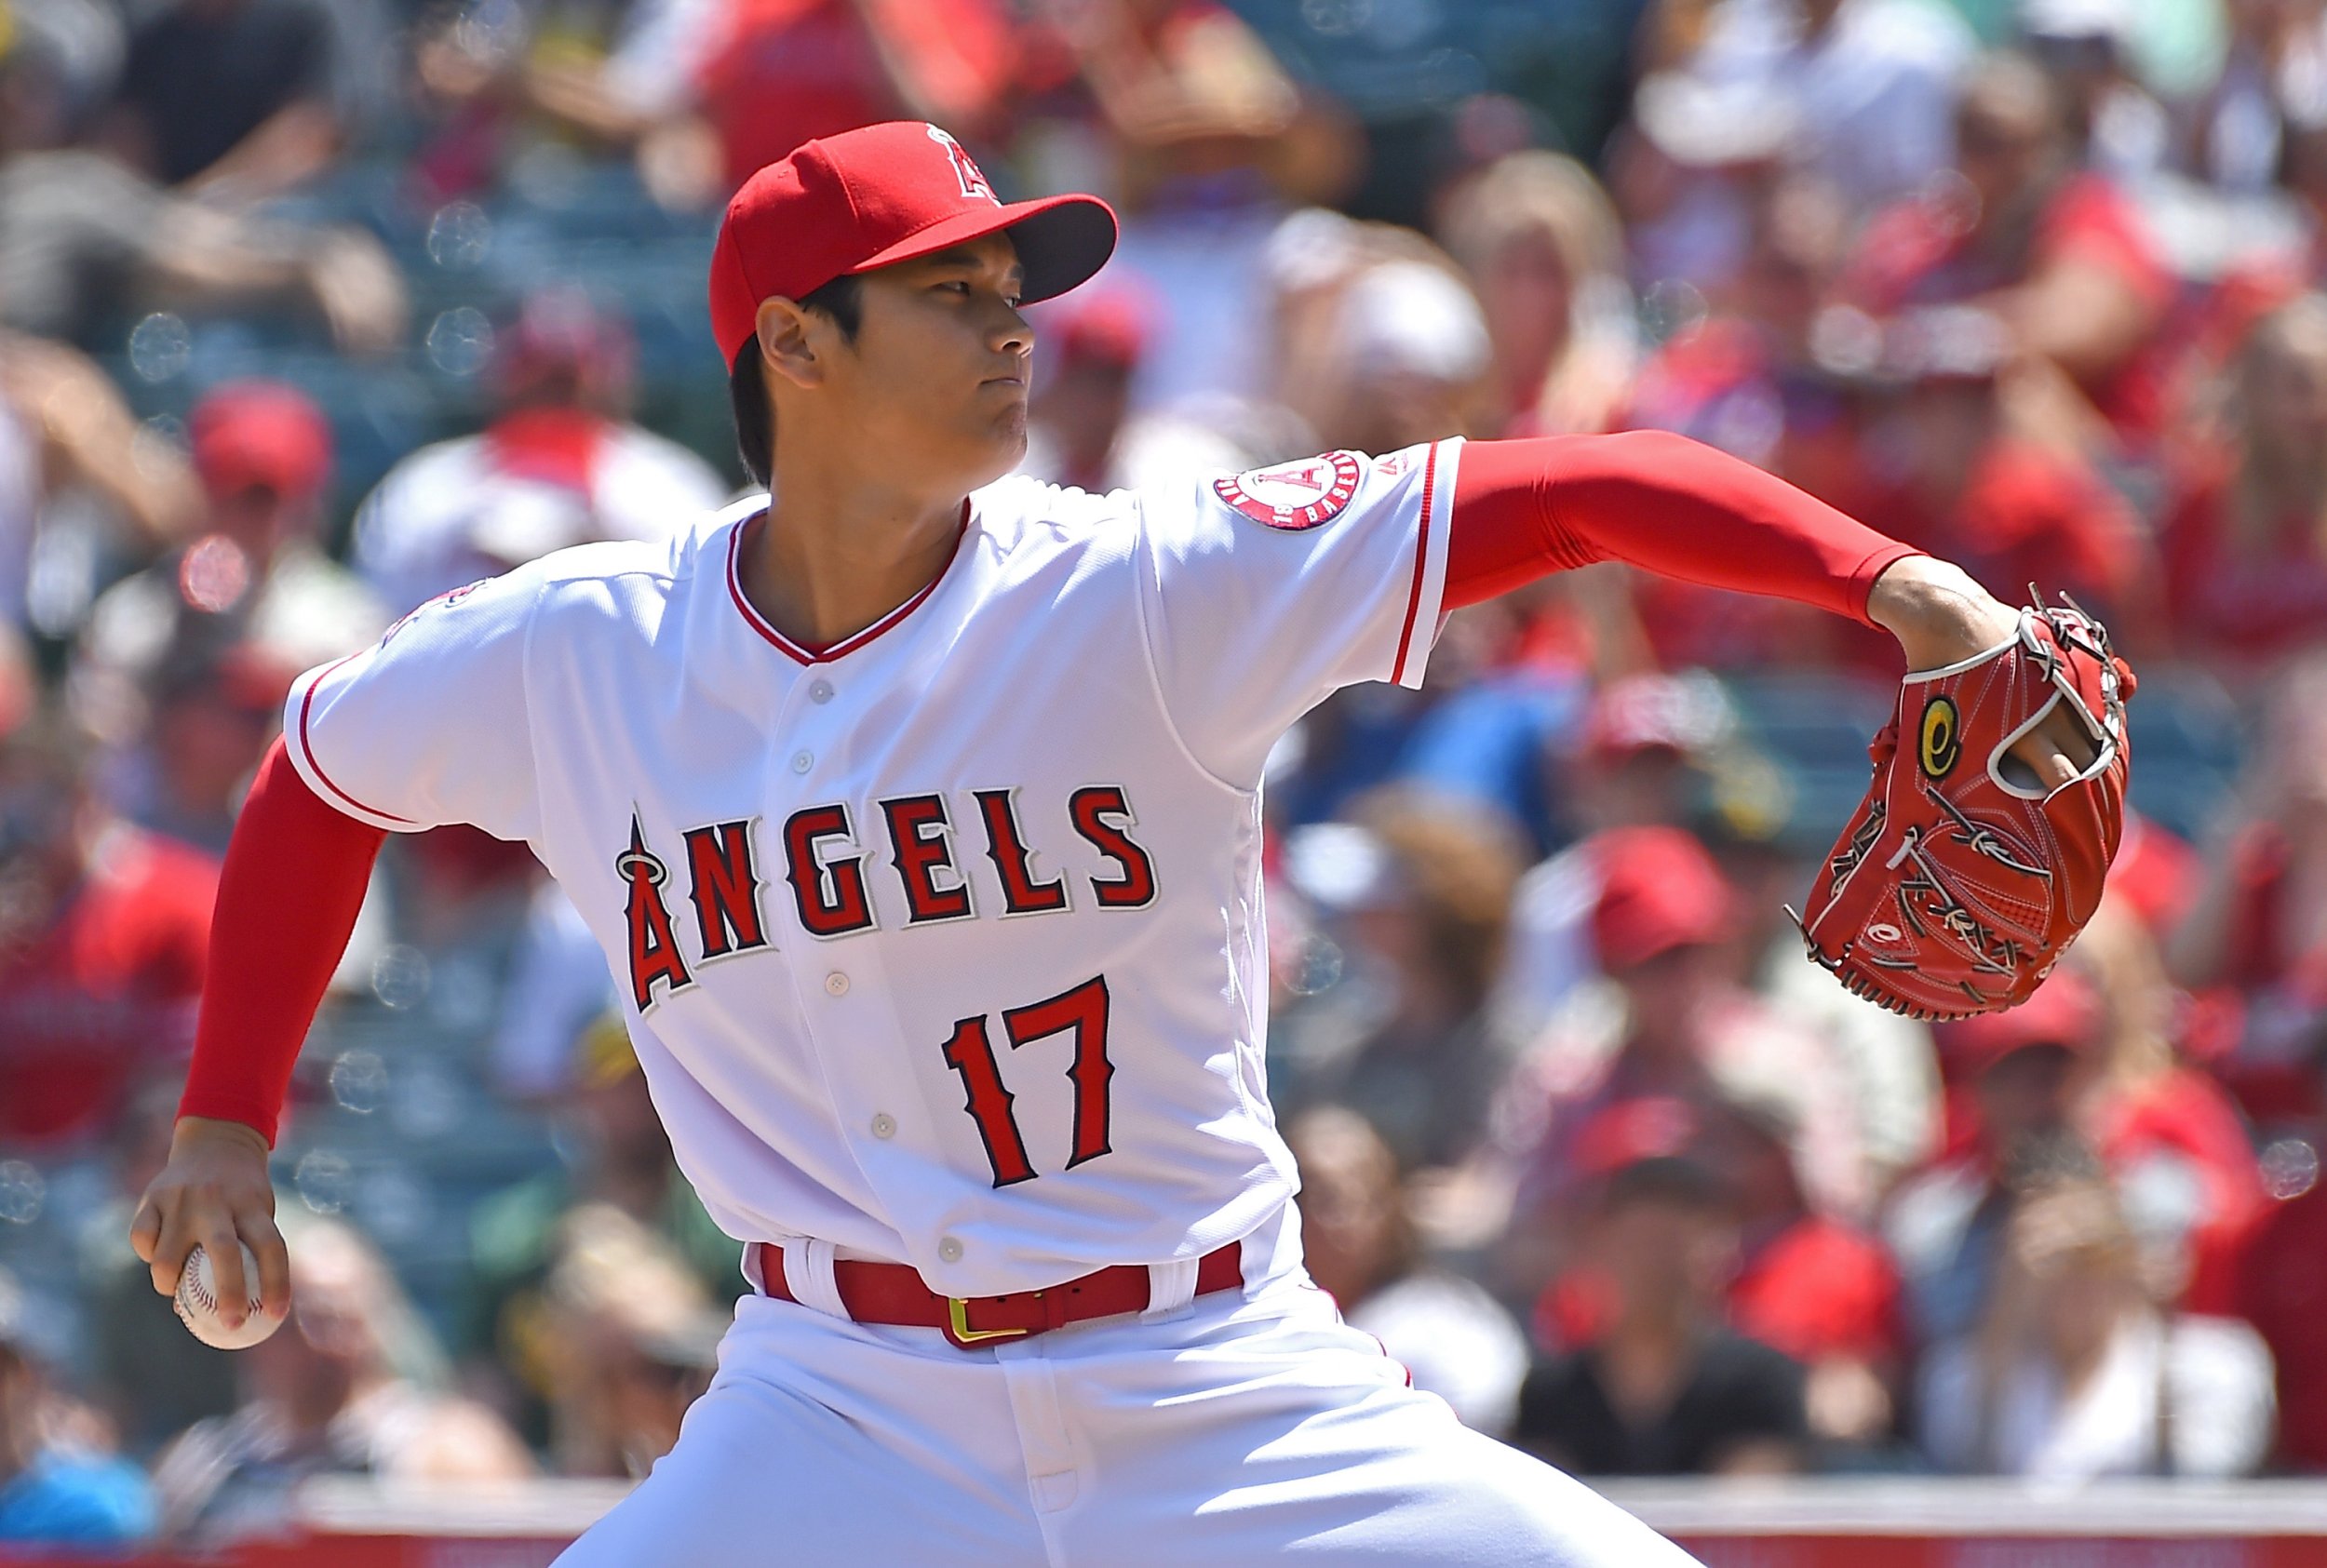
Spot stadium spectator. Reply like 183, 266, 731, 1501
1886, 976, 2105, 1347
2167, 653, 2327, 1132
0, 24, 404, 354
0, 1267, 155, 1548
74, 381, 383, 846
461, 1014, 742, 1450
1918, 1163, 2275, 1479
153, 1213, 532, 1542
351, 289, 726, 618
84, 1086, 241, 1457
1513, 1134, 1809, 1476
1497, 824, 1868, 1299
1273, 793, 1528, 1178
0, 330, 199, 637
1703, 800, 1942, 1203
2162, 294, 2327, 672
1700, 1093, 1906, 1454
1325, 258, 1491, 449
1018, 285, 1280, 492
98, 0, 346, 201
2187, 0, 2327, 194
2018, 0, 2170, 185
2073, 901, 2266, 1319
1438, 151, 1638, 440
1495, 673, 1736, 1041
526, 1205, 726, 1479
1841, 304, 2161, 632
1841, 51, 2173, 449
509, 0, 1022, 209
0, 706, 214, 1148
1287, 1106, 1531, 1438
1681, 0, 1976, 209
2236, 1157, 2327, 1472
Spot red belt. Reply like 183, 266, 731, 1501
750, 1240, 1244, 1350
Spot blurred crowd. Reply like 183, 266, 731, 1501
3, 0, 2327, 1548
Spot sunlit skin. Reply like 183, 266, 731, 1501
738, 232, 1034, 653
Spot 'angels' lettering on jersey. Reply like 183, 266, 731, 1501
619, 786, 1158, 1008
279, 441, 1459, 1294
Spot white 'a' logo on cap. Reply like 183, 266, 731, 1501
927, 124, 1000, 204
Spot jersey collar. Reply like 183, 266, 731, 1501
724, 498, 973, 665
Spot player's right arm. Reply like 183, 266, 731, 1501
129, 741, 384, 1328
130, 568, 547, 1326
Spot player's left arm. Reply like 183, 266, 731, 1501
1448, 431, 2097, 788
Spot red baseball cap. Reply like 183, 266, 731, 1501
708, 121, 1118, 362
1939, 968, 2104, 1077
189, 381, 332, 503
1590, 824, 1737, 971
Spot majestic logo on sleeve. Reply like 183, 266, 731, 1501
1213, 452, 1364, 530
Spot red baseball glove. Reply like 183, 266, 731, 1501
1792, 597, 2134, 1020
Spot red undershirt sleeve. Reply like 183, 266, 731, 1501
177, 736, 387, 1145
1444, 430, 1921, 623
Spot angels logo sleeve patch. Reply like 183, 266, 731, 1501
283, 561, 548, 842
1211, 451, 1365, 531
1135, 439, 1460, 786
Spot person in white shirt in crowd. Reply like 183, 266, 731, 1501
1682, 0, 1976, 209
1285, 1106, 1530, 1441
351, 288, 727, 618
1918, 1160, 2276, 1480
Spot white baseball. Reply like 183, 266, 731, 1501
173, 1241, 279, 1349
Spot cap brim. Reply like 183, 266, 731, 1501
849, 193, 1118, 305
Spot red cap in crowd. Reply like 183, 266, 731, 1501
1591, 824, 1737, 970
189, 380, 332, 503
1572, 1095, 1701, 1179
1940, 967, 2104, 1076
496, 286, 635, 402
1052, 286, 1155, 372
708, 121, 1118, 362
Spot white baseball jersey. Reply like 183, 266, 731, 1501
284, 440, 1459, 1296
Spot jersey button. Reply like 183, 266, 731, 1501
809, 679, 835, 704
870, 1113, 896, 1139
790, 750, 814, 773
824, 972, 849, 997
937, 1237, 964, 1264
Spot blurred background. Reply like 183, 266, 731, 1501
0, 0, 2325, 1558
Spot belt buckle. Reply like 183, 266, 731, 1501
947, 1295, 1031, 1347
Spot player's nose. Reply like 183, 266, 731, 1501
988, 304, 1033, 361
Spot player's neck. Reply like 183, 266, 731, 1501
744, 466, 968, 651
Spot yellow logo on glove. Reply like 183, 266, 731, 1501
1919, 696, 1961, 779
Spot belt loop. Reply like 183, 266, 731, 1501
782, 1238, 849, 1320
1140, 1258, 1200, 1322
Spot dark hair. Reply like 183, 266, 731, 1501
729, 274, 864, 488
1601, 1155, 1726, 1217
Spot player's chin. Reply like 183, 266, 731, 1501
966, 403, 1029, 473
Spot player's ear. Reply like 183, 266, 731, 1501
756, 297, 827, 392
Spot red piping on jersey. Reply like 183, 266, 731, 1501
726, 502, 972, 664
296, 655, 417, 826
1389, 442, 1439, 686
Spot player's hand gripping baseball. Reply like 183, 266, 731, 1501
1864, 555, 2101, 790
129, 1116, 289, 1330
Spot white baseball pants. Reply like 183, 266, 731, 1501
552, 1232, 1703, 1567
